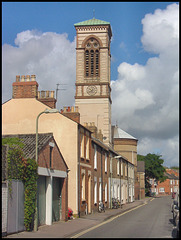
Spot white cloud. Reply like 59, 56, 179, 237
2, 30, 76, 109
111, 3, 179, 167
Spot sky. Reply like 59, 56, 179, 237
2, 2, 179, 168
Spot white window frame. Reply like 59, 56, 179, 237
110, 154, 112, 174
105, 183, 107, 202
159, 187, 165, 193
170, 179, 172, 185
81, 173, 85, 201
105, 153, 107, 173
117, 160, 120, 175
86, 133, 89, 160
125, 164, 127, 176
94, 144, 97, 169
117, 185, 120, 200
80, 132, 84, 158
94, 180, 97, 204
99, 183, 102, 202
121, 161, 123, 176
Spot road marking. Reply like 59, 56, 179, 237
70, 202, 148, 238
150, 198, 155, 202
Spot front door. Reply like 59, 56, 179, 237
37, 176, 46, 226
52, 177, 62, 222
88, 175, 91, 213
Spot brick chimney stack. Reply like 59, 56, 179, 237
60, 106, 80, 123
38, 90, 57, 108
12, 75, 57, 108
12, 75, 38, 98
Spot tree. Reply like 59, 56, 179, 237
137, 153, 167, 195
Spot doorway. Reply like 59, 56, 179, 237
88, 175, 91, 213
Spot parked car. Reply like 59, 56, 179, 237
171, 192, 179, 237
68, 207, 73, 219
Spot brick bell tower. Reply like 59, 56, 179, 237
74, 18, 112, 147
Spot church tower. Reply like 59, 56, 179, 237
74, 18, 112, 147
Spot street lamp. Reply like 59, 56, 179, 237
110, 155, 122, 209
34, 108, 59, 231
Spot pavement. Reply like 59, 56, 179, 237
4, 197, 153, 238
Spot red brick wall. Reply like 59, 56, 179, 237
38, 138, 67, 172
38, 98, 56, 108
12, 81, 38, 98
78, 127, 92, 216
61, 112, 80, 123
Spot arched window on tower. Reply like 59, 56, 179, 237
84, 38, 100, 78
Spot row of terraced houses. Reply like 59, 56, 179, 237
2, 17, 145, 235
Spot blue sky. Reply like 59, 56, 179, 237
2, 2, 179, 167
2, 1, 176, 80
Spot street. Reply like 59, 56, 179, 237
75, 196, 176, 238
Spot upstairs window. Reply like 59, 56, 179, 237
86, 132, 90, 160
105, 153, 107, 173
80, 132, 84, 158
94, 144, 97, 169
84, 38, 100, 78
117, 160, 120, 175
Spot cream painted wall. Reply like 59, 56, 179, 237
75, 98, 111, 146
2, 98, 78, 214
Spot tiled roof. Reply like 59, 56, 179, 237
164, 172, 179, 180
74, 18, 110, 26
2, 133, 53, 159
113, 126, 137, 140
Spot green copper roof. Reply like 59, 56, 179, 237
74, 18, 110, 27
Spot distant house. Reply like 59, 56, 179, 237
150, 168, 179, 196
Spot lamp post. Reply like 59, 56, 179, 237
110, 155, 122, 209
34, 108, 59, 231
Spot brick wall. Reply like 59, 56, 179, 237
12, 76, 38, 99
61, 106, 80, 124
38, 137, 67, 172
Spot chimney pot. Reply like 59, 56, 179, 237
50, 91, 54, 98
75, 106, 79, 112
21, 75, 25, 82
31, 75, 36, 81
64, 107, 67, 112
71, 106, 74, 112
41, 91, 45, 98
67, 106, 71, 112
46, 91, 49, 98
16, 75, 20, 82
26, 75, 30, 81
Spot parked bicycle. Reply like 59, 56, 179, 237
98, 201, 105, 213
112, 198, 119, 209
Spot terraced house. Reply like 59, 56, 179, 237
2, 17, 140, 233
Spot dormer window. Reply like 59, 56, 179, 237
84, 38, 100, 78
